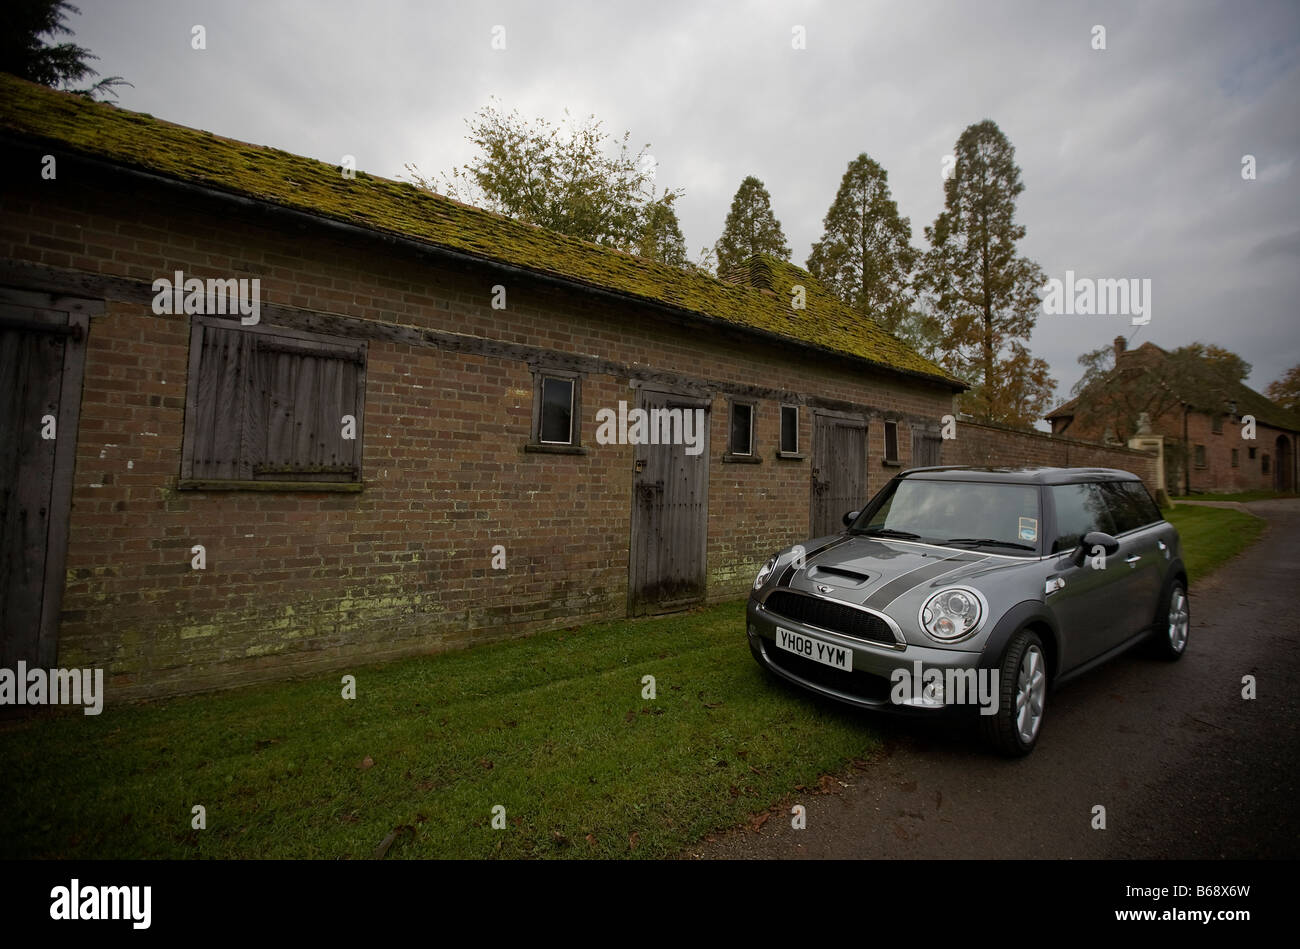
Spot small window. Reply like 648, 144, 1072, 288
1212, 415, 1223, 434
780, 404, 799, 454
1249, 447, 1257, 460
181, 317, 366, 488
883, 420, 900, 464
1263, 453, 1271, 474
1231, 448, 1240, 468
729, 401, 754, 456
540, 377, 574, 444
529, 369, 582, 449
1194, 444, 1206, 468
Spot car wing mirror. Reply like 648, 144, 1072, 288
1072, 531, 1120, 567
842, 510, 860, 528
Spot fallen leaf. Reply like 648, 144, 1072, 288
585, 834, 597, 848
358, 756, 374, 770
750, 812, 771, 831
628, 832, 640, 850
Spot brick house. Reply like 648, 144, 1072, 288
1046, 337, 1299, 496
0, 77, 975, 699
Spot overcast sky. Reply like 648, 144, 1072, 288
68, 0, 1299, 408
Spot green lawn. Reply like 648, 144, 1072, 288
1165, 504, 1266, 583
1171, 490, 1296, 503
0, 601, 880, 860
1, 505, 1267, 860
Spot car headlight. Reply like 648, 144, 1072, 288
753, 555, 778, 591
919, 587, 985, 642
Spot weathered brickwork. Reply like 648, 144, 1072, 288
941, 420, 1160, 495
3, 170, 961, 700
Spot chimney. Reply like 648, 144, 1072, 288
1113, 336, 1126, 361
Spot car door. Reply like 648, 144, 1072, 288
1096, 481, 1166, 645
1045, 481, 1130, 672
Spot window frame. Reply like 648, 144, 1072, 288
179, 315, 367, 492
882, 419, 901, 466
777, 403, 804, 459
725, 399, 757, 461
1194, 444, 1206, 468
526, 367, 585, 454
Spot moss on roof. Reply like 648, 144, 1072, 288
0, 74, 959, 387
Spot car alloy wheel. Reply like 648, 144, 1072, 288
982, 628, 1047, 756
1015, 644, 1046, 745
1148, 578, 1190, 661
1168, 586, 1189, 653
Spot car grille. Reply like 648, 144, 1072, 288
765, 647, 894, 703
762, 591, 898, 646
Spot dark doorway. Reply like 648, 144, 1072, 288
0, 290, 91, 668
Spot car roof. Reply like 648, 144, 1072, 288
899, 465, 1143, 485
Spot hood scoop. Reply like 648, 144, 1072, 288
806, 565, 872, 588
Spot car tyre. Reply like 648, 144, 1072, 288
1148, 578, 1190, 661
981, 629, 1047, 757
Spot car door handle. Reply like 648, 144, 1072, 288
1125, 555, 1141, 567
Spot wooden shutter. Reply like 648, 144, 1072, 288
911, 428, 942, 467
184, 319, 364, 482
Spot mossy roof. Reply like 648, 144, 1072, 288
0, 74, 960, 388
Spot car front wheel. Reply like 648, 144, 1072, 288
1148, 578, 1190, 661
982, 629, 1047, 757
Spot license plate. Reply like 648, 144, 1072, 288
774, 627, 853, 671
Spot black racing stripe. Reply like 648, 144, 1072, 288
776, 536, 854, 587
861, 553, 983, 609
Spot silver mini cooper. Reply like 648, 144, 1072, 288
746, 466, 1188, 755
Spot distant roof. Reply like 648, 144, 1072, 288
0, 74, 962, 390
1047, 341, 1300, 433
902, 465, 1143, 484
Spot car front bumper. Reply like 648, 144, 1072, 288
746, 595, 986, 714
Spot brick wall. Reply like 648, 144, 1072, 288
3, 166, 958, 700
941, 420, 1160, 494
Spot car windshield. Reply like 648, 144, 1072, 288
850, 479, 1042, 555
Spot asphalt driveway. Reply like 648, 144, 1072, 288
691, 499, 1300, 859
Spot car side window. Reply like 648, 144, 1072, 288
1099, 481, 1158, 534
1050, 482, 1115, 553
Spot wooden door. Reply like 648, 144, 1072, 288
628, 389, 710, 615
0, 292, 90, 668
810, 413, 867, 537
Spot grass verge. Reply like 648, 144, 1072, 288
1165, 504, 1266, 584
0, 601, 879, 860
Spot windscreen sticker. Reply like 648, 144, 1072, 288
1018, 517, 1038, 542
